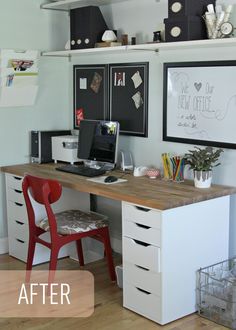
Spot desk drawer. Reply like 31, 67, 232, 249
122, 202, 161, 229
123, 236, 160, 272
6, 174, 23, 190
123, 282, 161, 323
8, 219, 28, 241
8, 236, 28, 262
124, 261, 161, 296
7, 200, 28, 224
7, 187, 25, 204
123, 220, 161, 247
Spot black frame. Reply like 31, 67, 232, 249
163, 61, 236, 149
109, 62, 149, 137
73, 64, 108, 129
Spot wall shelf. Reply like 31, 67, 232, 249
41, 0, 133, 11
41, 38, 236, 58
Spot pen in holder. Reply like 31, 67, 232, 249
161, 153, 185, 182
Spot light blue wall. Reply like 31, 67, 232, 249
0, 0, 69, 237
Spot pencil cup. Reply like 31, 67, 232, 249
172, 157, 185, 182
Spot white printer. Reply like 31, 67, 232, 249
52, 135, 80, 164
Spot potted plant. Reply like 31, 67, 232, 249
184, 146, 223, 188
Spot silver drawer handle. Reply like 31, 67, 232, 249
14, 189, 22, 194
133, 239, 151, 247
13, 176, 22, 181
136, 287, 151, 295
15, 202, 23, 207
16, 238, 25, 244
15, 220, 24, 225
135, 206, 151, 212
135, 265, 150, 271
135, 223, 151, 229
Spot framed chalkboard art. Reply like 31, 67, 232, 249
73, 64, 108, 128
163, 61, 236, 149
109, 62, 149, 137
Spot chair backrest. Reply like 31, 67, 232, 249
22, 174, 62, 238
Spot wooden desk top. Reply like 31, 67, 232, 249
1, 163, 236, 210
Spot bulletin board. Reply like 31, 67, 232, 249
73, 62, 149, 137
73, 64, 108, 128
163, 61, 236, 149
109, 62, 149, 137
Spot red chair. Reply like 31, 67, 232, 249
22, 174, 116, 281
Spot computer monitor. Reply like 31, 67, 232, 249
78, 119, 120, 170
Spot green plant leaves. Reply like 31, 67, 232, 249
184, 146, 223, 171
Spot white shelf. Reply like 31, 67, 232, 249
41, 0, 132, 10
41, 38, 236, 57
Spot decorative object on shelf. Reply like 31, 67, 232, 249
70, 6, 108, 49
203, 4, 234, 39
102, 30, 117, 42
131, 37, 136, 45
184, 146, 223, 188
163, 60, 236, 149
121, 34, 128, 45
164, 0, 216, 42
146, 168, 160, 179
153, 31, 162, 42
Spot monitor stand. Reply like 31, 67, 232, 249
84, 160, 115, 171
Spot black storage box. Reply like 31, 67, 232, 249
164, 16, 207, 42
70, 6, 108, 49
168, 0, 216, 18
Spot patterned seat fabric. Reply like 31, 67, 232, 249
38, 209, 108, 235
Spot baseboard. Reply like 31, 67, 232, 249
0, 237, 9, 254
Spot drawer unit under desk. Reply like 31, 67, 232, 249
122, 202, 161, 229
123, 220, 161, 246
123, 260, 161, 296
123, 236, 160, 272
7, 186, 25, 204
6, 174, 23, 190
123, 282, 161, 324
7, 200, 28, 224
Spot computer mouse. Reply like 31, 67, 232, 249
104, 175, 118, 183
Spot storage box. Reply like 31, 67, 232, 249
52, 135, 80, 164
164, 16, 207, 42
70, 6, 108, 50
197, 257, 236, 329
168, 0, 216, 18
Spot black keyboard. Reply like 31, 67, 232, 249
56, 164, 106, 177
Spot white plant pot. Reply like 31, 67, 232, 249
194, 170, 212, 189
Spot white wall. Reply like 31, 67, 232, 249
0, 0, 69, 238
1, 0, 236, 257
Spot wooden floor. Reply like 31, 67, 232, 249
0, 254, 227, 330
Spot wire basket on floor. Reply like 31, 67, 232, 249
197, 257, 236, 329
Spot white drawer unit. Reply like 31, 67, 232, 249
123, 261, 161, 296
123, 237, 160, 272
123, 219, 161, 246
5, 173, 53, 265
122, 198, 230, 325
122, 202, 161, 229
123, 282, 161, 323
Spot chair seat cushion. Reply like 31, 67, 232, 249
38, 209, 108, 235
